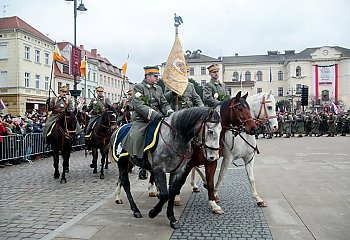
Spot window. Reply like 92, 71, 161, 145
35, 74, 40, 88
44, 52, 49, 65
257, 87, 262, 94
24, 46, 30, 60
278, 87, 283, 96
278, 71, 283, 81
0, 70, 8, 82
24, 72, 30, 87
100, 75, 102, 83
58, 82, 62, 92
189, 67, 194, 76
104, 76, 106, 84
201, 80, 206, 86
245, 71, 251, 81
63, 65, 69, 74
45, 76, 49, 90
296, 66, 301, 77
257, 71, 263, 81
201, 67, 206, 75
35, 49, 40, 63
108, 77, 110, 85
0, 43, 8, 59
296, 84, 301, 94
227, 88, 232, 96
232, 72, 239, 81
93, 73, 96, 82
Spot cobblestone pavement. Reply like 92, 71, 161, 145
171, 165, 272, 240
0, 151, 118, 240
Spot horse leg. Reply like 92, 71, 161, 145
193, 166, 206, 190
118, 157, 142, 218
52, 149, 60, 179
148, 172, 158, 197
91, 148, 98, 174
206, 161, 224, 214
64, 142, 71, 173
99, 148, 105, 179
149, 169, 168, 219
114, 178, 123, 204
244, 155, 267, 207
214, 152, 231, 201
104, 151, 109, 169
60, 146, 70, 184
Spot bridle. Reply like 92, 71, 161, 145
256, 94, 277, 124
222, 99, 254, 134
160, 110, 221, 172
92, 111, 117, 145
58, 112, 77, 139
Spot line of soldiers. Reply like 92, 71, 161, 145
268, 111, 350, 138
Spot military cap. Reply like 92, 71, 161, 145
207, 63, 220, 73
59, 85, 68, 92
144, 66, 159, 75
127, 90, 133, 95
96, 86, 104, 92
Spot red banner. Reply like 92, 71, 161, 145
70, 46, 81, 77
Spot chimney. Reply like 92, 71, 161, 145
91, 49, 97, 57
80, 45, 84, 49
235, 53, 238, 56
267, 50, 279, 55
284, 50, 295, 55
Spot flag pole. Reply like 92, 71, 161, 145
173, 13, 183, 112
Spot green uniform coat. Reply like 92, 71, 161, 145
203, 79, 228, 107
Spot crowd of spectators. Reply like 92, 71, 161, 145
0, 110, 47, 167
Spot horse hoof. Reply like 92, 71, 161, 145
133, 212, 142, 218
257, 201, 267, 207
93, 169, 97, 174
100, 174, 105, 179
148, 192, 157, 197
192, 187, 200, 193
174, 200, 182, 206
54, 173, 60, 179
60, 178, 67, 184
213, 208, 224, 215
148, 208, 159, 218
170, 221, 180, 229
115, 199, 123, 204
90, 164, 97, 169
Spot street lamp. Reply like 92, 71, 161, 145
65, 0, 87, 99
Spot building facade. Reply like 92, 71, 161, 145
0, 16, 55, 115
183, 46, 350, 111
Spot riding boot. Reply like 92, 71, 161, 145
138, 157, 148, 180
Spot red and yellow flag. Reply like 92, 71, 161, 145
53, 44, 65, 62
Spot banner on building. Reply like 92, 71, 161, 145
312, 64, 338, 102
70, 46, 82, 77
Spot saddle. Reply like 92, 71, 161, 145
112, 119, 162, 161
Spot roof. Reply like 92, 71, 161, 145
0, 16, 54, 43
186, 53, 221, 64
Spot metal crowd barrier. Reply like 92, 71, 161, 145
0, 132, 85, 163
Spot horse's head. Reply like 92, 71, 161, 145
58, 109, 78, 137
198, 109, 222, 161
102, 105, 117, 129
221, 91, 257, 135
248, 90, 278, 132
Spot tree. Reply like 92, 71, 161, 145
156, 78, 165, 91
189, 78, 203, 100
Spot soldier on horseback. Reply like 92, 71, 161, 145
121, 66, 173, 180
85, 86, 112, 149
43, 85, 79, 144
203, 63, 229, 107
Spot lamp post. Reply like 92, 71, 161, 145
65, 0, 87, 99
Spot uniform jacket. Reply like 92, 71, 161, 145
165, 82, 204, 111
88, 96, 111, 115
203, 79, 228, 107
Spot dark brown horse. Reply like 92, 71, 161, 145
89, 106, 117, 179
46, 109, 78, 183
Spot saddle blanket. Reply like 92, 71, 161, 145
112, 119, 162, 161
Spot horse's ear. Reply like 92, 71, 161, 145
242, 92, 248, 99
267, 90, 273, 99
234, 91, 242, 101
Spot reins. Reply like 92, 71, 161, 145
256, 94, 277, 124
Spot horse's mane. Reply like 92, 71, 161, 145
219, 96, 250, 112
170, 107, 220, 141
58, 110, 77, 127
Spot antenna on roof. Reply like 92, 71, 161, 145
3, 5, 9, 18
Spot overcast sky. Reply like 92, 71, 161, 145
2, 0, 349, 83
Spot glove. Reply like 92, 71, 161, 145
154, 113, 163, 120
167, 109, 174, 116
46, 98, 50, 105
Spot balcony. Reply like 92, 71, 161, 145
225, 81, 256, 87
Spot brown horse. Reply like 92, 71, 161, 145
46, 109, 78, 183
